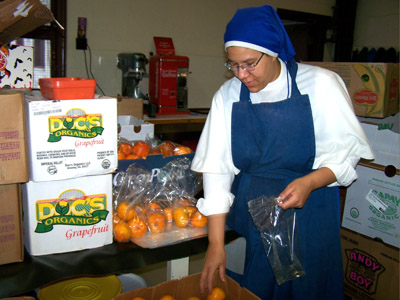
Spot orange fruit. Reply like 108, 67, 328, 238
163, 206, 173, 222
117, 151, 126, 160
117, 201, 136, 221
206, 287, 226, 300
132, 297, 146, 300
132, 141, 150, 158
173, 145, 192, 155
134, 205, 146, 215
149, 147, 161, 155
118, 142, 133, 156
148, 212, 166, 233
113, 221, 131, 243
187, 297, 201, 300
127, 217, 148, 239
190, 210, 208, 228
159, 141, 175, 157
173, 206, 189, 228
125, 153, 139, 160
146, 202, 163, 213
113, 212, 122, 226
160, 295, 175, 300
186, 205, 197, 218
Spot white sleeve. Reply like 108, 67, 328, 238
299, 65, 375, 187
191, 82, 240, 175
196, 173, 235, 216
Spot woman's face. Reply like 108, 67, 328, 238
226, 46, 281, 93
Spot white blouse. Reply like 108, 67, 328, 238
191, 59, 374, 216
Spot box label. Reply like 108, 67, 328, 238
344, 248, 385, 293
34, 190, 109, 238
48, 110, 104, 142
366, 189, 389, 212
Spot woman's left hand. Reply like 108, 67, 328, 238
277, 167, 337, 210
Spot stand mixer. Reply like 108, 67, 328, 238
117, 53, 148, 99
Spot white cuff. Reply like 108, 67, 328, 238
196, 173, 235, 216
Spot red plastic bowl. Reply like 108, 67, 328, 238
39, 77, 96, 100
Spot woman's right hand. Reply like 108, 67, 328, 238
200, 242, 226, 295
199, 213, 227, 295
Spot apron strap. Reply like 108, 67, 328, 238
240, 82, 251, 102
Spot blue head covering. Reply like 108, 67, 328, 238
224, 5, 296, 62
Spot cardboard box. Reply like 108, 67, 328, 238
115, 273, 261, 300
0, 92, 28, 184
118, 115, 154, 141
21, 174, 113, 256
342, 123, 399, 248
0, 44, 33, 89
117, 96, 143, 119
25, 96, 118, 182
0, 0, 54, 45
358, 112, 399, 133
304, 62, 399, 118
0, 184, 24, 265
341, 228, 399, 300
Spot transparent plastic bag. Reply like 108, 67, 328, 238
248, 195, 305, 285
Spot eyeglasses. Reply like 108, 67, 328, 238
225, 53, 265, 72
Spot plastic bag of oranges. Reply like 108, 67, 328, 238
113, 157, 207, 248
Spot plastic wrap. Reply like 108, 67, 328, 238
113, 157, 206, 248
247, 195, 305, 285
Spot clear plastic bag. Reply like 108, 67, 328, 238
112, 157, 206, 248
247, 195, 305, 285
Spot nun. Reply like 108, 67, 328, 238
191, 4, 374, 300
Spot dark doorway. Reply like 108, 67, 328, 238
277, 8, 332, 62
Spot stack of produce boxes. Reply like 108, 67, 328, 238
0, 92, 28, 265
21, 80, 118, 256
303, 60, 400, 300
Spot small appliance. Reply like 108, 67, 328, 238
117, 52, 148, 99
149, 37, 190, 115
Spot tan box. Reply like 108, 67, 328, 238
117, 96, 143, 119
0, 0, 53, 45
341, 228, 399, 300
304, 62, 399, 118
0, 93, 28, 184
0, 184, 24, 265
115, 272, 261, 300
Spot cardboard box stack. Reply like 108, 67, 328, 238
0, 92, 27, 265
304, 62, 399, 119
21, 94, 118, 256
340, 122, 399, 300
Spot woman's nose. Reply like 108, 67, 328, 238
236, 68, 249, 79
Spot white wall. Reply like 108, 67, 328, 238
66, 0, 397, 109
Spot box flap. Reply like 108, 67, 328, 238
153, 37, 175, 55
361, 122, 399, 168
0, 0, 55, 45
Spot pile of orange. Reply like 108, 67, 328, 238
118, 140, 150, 160
118, 140, 192, 160
113, 198, 208, 243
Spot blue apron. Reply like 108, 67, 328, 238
226, 62, 344, 300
